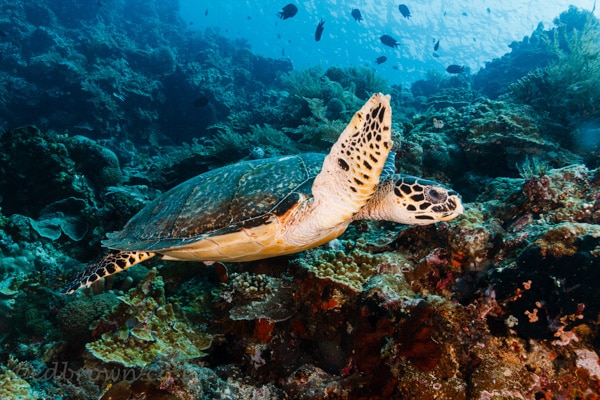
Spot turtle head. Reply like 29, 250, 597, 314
355, 175, 463, 225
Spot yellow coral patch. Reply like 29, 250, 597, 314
86, 269, 211, 368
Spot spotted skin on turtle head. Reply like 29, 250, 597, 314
352, 174, 463, 225
61, 251, 155, 294
391, 175, 463, 223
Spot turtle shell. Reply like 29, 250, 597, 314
103, 153, 324, 251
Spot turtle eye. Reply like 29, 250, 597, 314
426, 187, 447, 204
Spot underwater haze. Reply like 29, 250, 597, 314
2, 0, 600, 398
180, 0, 598, 84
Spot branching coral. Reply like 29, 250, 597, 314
286, 97, 348, 144
204, 125, 251, 161
508, 7, 600, 132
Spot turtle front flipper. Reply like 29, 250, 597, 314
315, 93, 392, 215
61, 251, 155, 294
285, 93, 393, 246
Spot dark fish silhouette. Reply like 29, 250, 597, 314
315, 20, 325, 41
446, 65, 465, 74
351, 8, 363, 22
204, 9, 208, 16
434, 39, 440, 51
380, 35, 399, 48
278, 4, 298, 19
376, 56, 387, 64
399, 4, 411, 19
193, 96, 210, 108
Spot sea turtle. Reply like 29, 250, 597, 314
62, 93, 463, 294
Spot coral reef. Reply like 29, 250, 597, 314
85, 269, 211, 368
1, 0, 600, 398
505, 7, 600, 159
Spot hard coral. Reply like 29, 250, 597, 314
0, 366, 34, 399
224, 272, 296, 323
57, 292, 119, 346
86, 269, 211, 368
294, 239, 408, 292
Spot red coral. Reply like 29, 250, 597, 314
395, 306, 442, 371
253, 318, 275, 344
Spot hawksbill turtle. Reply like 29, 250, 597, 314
62, 93, 463, 294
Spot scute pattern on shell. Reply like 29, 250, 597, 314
103, 154, 325, 251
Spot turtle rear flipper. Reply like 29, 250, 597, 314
62, 251, 155, 294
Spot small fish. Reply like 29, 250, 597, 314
446, 64, 465, 74
351, 8, 363, 22
193, 96, 210, 108
376, 56, 387, 65
380, 34, 399, 48
278, 3, 298, 20
399, 4, 411, 19
432, 53, 440, 58
434, 39, 440, 51
315, 20, 325, 41
204, 9, 208, 16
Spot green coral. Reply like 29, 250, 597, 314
509, 7, 600, 130
287, 97, 348, 144
204, 124, 251, 161
86, 269, 211, 368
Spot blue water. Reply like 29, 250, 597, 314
179, 0, 597, 85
